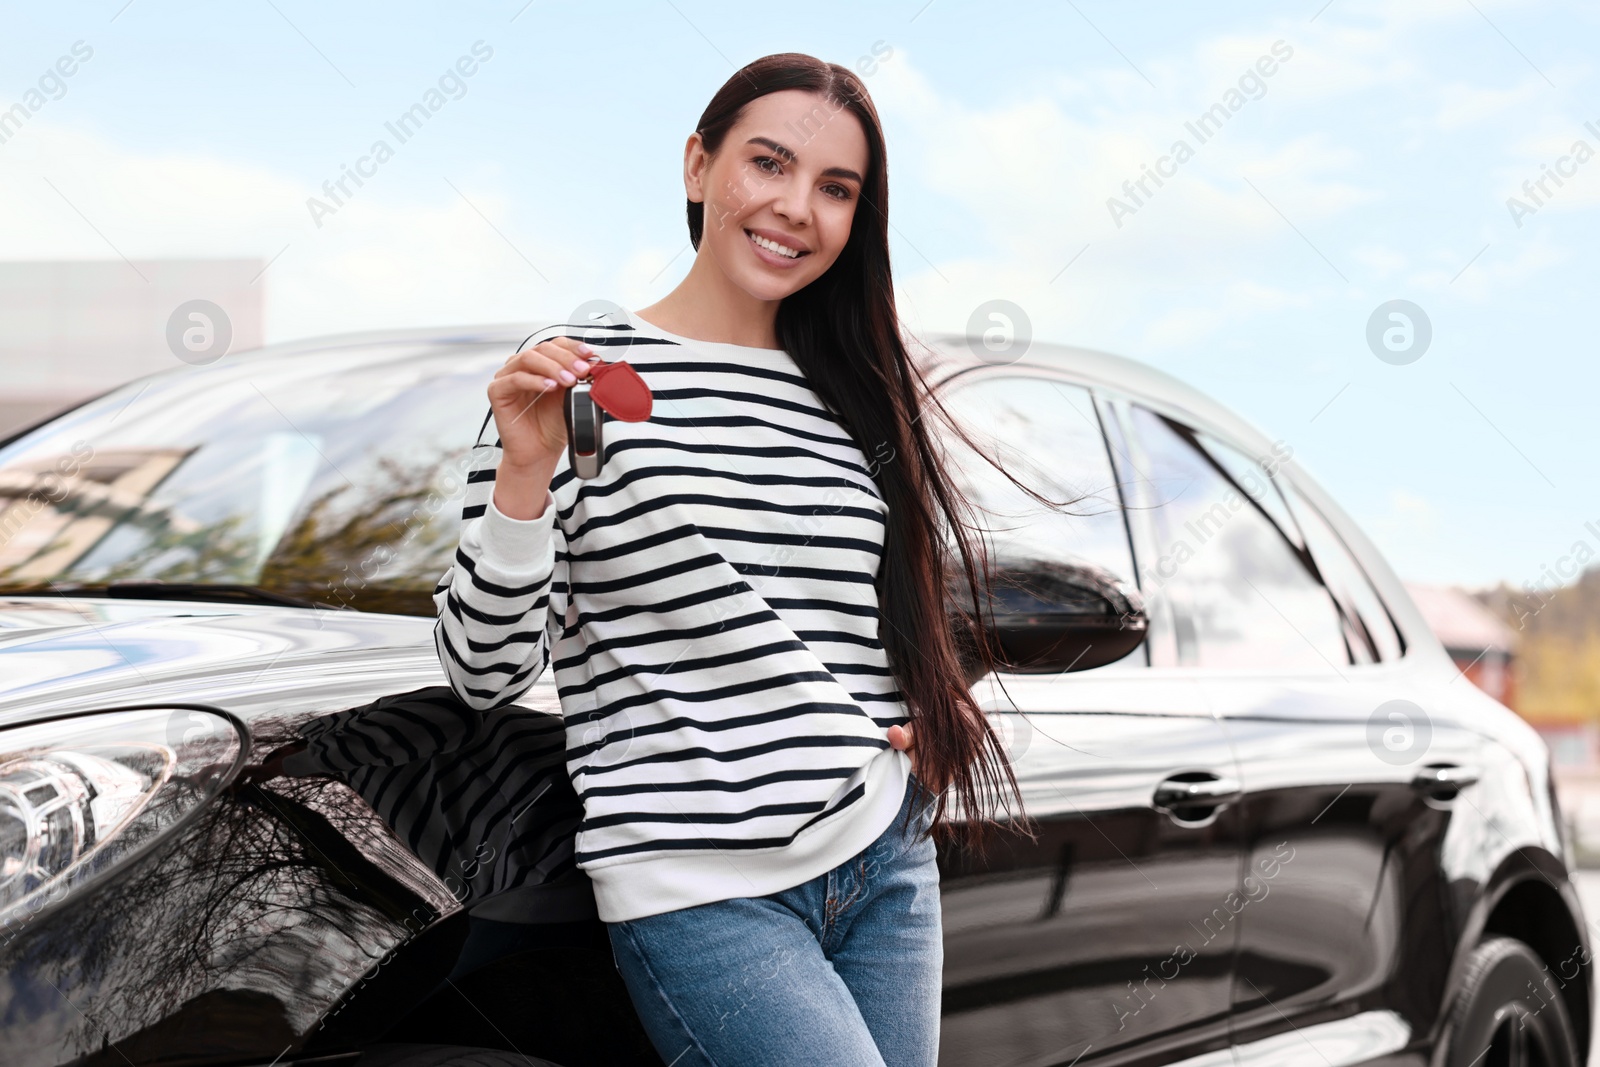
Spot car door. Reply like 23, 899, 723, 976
933, 371, 1244, 1067
1107, 398, 1482, 1063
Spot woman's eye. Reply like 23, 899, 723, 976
750, 156, 851, 201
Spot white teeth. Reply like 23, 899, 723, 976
747, 230, 800, 258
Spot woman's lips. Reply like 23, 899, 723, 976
745, 228, 808, 268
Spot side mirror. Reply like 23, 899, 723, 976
950, 559, 1148, 685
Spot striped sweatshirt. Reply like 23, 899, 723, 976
432, 305, 913, 923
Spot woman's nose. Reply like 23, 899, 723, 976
772, 190, 811, 229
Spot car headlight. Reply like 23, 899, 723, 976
0, 707, 244, 924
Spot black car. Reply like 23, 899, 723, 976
0, 324, 1587, 1067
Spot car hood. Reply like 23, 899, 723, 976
0, 596, 439, 724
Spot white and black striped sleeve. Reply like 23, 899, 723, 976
432, 406, 567, 712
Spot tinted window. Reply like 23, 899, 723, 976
940, 376, 1136, 580
1125, 405, 1347, 671
1278, 478, 1404, 662
0, 344, 496, 614
938, 375, 1141, 667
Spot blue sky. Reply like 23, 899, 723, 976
3, 0, 1597, 591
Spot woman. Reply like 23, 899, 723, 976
433, 52, 1025, 1067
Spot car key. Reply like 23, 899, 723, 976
562, 356, 653, 480
565, 380, 604, 479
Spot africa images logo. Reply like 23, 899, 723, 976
1106, 40, 1295, 229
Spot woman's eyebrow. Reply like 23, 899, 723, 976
746, 136, 863, 183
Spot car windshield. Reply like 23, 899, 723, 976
0, 339, 505, 615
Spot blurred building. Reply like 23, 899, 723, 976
0, 446, 193, 581
0, 258, 264, 438
1404, 582, 1518, 706
1405, 580, 1597, 771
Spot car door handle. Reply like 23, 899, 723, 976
1153, 775, 1242, 809
1411, 764, 1479, 794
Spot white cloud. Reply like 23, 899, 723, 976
1139, 279, 1308, 350
864, 41, 1376, 350
1430, 78, 1549, 131
1350, 243, 1410, 278
0, 122, 618, 344
1413, 226, 1568, 298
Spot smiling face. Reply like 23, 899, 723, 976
685, 88, 872, 302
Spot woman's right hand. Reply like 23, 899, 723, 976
488, 336, 597, 468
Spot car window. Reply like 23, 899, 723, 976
1277, 478, 1405, 662
1123, 405, 1347, 671
937, 373, 1143, 668
0, 344, 495, 614
1201, 430, 1302, 550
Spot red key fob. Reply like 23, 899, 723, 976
587, 360, 652, 422
564, 359, 651, 480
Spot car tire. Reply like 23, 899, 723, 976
354, 1044, 565, 1067
1441, 936, 1580, 1067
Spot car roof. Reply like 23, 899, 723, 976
912, 331, 1282, 459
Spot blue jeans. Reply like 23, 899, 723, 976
605, 774, 943, 1067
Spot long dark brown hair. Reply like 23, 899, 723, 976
687, 53, 1054, 850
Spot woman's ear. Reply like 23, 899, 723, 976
683, 132, 708, 203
